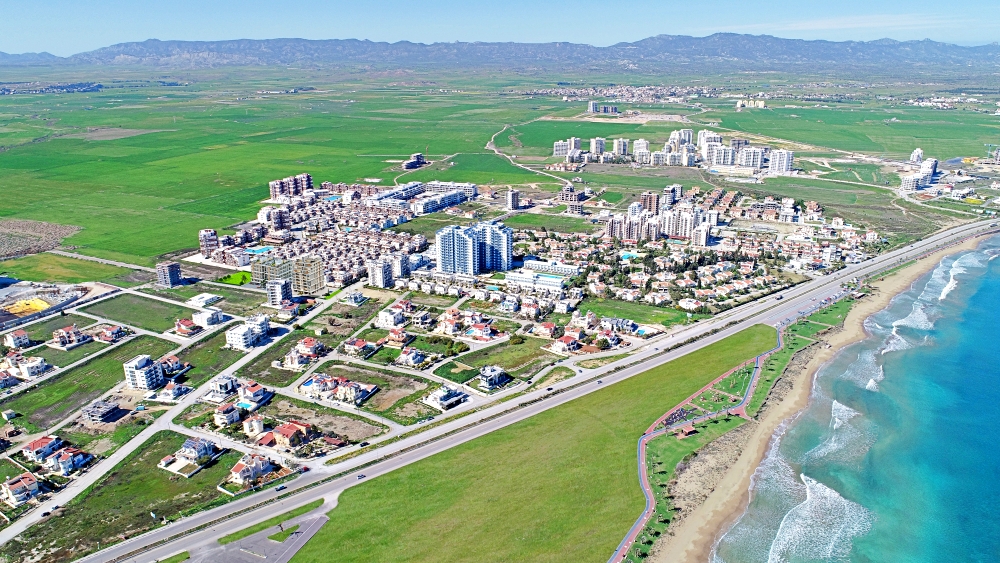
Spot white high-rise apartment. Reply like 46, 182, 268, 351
477, 222, 514, 273
633, 139, 650, 153
613, 138, 629, 156
769, 150, 795, 173
737, 146, 767, 168
437, 225, 480, 275
124, 355, 165, 390
634, 150, 651, 165
910, 148, 924, 163
702, 141, 722, 163
711, 146, 737, 166
678, 129, 694, 145
553, 140, 570, 157
568, 137, 582, 150
506, 189, 520, 211
590, 137, 606, 155
628, 201, 643, 217
587, 101, 599, 113
697, 130, 722, 149
367, 259, 393, 288
266, 279, 292, 306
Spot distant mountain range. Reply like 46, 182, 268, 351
2, 34, 999, 70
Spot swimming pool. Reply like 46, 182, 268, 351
325, 195, 342, 201
236, 401, 255, 410
244, 246, 273, 255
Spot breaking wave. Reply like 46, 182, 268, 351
766, 475, 874, 563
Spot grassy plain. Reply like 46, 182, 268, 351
502, 213, 598, 233
81, 293, 196, 332
434, 336, 557, 382
36, 339, 105, 368
0, 253, 136, 285
0, 335, 174, 432
0, 431, 241, 563
290, 325, 776, 563
0, 77, 558, 266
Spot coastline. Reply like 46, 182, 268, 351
649, 234, 989, 563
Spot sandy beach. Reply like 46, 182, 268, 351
650, 234, 989, 563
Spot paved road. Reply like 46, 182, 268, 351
55, 221, 1000, 561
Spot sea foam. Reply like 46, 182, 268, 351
766, 475, 873, 563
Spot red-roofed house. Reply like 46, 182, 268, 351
2, 472, 38, 507
3, 330, 29, 350
295, 337, 324, 358
97, 325, 126, 343
229, 453, 275, 485
467, 323, 496, 339
175, 318, 202, 337
213, 403, 241, 427
22, 435, 63, 462
343, 338, 373, 357
273, 421, 311, 447
551, 335, 580, 354
44, 447, 91, 476
535, 322, 562, 339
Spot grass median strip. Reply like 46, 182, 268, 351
219, 499, 324, 545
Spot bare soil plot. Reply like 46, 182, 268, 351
63, 128, 172, 141
260, 397, 384, 442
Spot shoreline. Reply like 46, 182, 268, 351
650, 234, 990, 563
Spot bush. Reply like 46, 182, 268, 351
509, 334, 525, 345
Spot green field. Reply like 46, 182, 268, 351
0, 335, 174, 432
717, 106, 1000, 161
807, 298, 854, 326
0, 253, 139, 285
290, 325, 776, 562
81, 293, 196, 332
174, 325, 246, 386
0, 79, 554, 266
574, 298, 702, 327
15, 313, 94, 342
402, 153, 549, 185
139, 283, 265, 316
434, 336, 557, 382
388, 213, 474, 238
36, 339, 106, 368
502, 213, 598, 233
0, 431, 241, 563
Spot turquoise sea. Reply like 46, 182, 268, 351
713, 236, 1000, 563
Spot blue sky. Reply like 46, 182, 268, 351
1, 0, 995, 56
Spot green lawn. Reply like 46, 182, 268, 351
81, 293, 197, 333
174, 325, 246, 386
746, 334, 812, 417
157, 553, 190, 563
219, 499, 324, 544
217, 271, 251, 285
787, 320, 827, 339
269, 524, 300, 542
0, 431, 241, 563
806, 298, 854, 326
388, 213, 473, 239
289, 325, 777, 563
0, 335, 175, 432
0, 253, 136, 285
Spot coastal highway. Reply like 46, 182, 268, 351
77, 219, 997, 563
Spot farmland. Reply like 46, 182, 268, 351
290, 325, 776, 562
